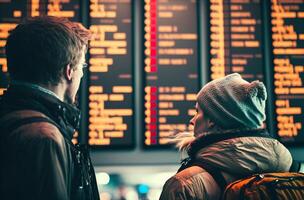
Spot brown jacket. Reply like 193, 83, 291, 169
160, 130, 292, 200
0, 110, 73, 199
0, 83, 99, 200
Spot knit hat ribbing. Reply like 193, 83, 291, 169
197, 73, 267, 129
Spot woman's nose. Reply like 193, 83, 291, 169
189, 117, 195, 126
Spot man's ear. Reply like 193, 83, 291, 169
65, 64, 73, 81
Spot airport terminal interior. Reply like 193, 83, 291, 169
0, 0, 304, 199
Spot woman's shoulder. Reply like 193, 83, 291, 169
160, 166, 211, 200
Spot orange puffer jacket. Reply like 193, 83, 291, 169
160, 130, 292, 200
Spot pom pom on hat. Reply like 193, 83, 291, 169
197, 73, 267, 129
246, 81, 267, 100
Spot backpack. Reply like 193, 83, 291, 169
194, 160, 304, 200
223, 172, 304, 200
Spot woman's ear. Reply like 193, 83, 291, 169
65, 64, 73, 81
207, 119, 222, 131
207, 119, 216, 129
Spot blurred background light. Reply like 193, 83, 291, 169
96, 172, 110, 185
137, 184, 149, 194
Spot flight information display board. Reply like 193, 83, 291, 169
0, 0, 80, 144
88, 0, 134, 148
209, 0, 264, 82
0, 0, 22, 96
143, 0, 199, 147
270, 0, 304, 144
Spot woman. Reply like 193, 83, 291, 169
160, 73, 292, 200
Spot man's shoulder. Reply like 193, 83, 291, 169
21, 117, 64, 143
1, 110, 64, 145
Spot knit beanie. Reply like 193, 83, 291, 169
197, 73, 267, 129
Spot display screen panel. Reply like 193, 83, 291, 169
209, 0, 264, 82
143, 0, 199, 147
270, 0, 304, 144
88, 0, 134, 148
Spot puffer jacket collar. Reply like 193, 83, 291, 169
0, 83, 80, 140
179, 128, 292, 178
187, 128, 270, 158
179, 128, 270, 172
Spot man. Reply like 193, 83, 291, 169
0, 17, 99, 200
160, 73, 292, 200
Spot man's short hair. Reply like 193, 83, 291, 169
5, 16, 91, 85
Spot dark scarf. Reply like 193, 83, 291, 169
0, 84, 81, 140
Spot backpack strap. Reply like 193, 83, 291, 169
192, 161, 227, 191
290, 159, 301, 172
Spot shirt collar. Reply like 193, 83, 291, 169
11, 80, 61, 100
